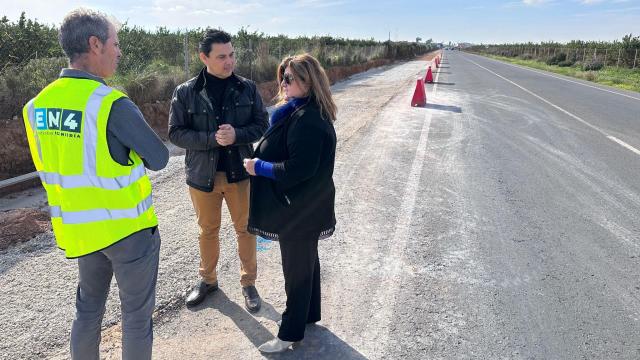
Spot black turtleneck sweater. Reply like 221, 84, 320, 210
204, 71, 232, 173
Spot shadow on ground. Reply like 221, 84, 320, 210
264, 325, 369, 360
189, 290, 368, 359
423, 103, 462, 113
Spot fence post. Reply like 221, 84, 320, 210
183, 34, 189, 78
249, 38, 253, 80
593, 48, 597, 60
582, 48, 586, 62
617, 48, 621, 68
604, 48, 608, 66
634, 49, 638, 69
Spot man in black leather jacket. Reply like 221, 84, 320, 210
168, 29, 268, 312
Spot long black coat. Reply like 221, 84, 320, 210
248, 101, 336, 241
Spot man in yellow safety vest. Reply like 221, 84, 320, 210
22, 8, 168, 359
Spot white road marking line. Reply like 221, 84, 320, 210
607, 135, 640, 156
467, 52, 640, 102
368, 59, 443, 357
462, 56, 640, 157
433, 59, 441, 95
371, 99, 433, 357
324, 61, 438, 344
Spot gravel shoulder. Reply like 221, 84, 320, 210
3, 50, 639, 360
0, 58, 435, 360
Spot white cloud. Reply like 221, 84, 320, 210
113, 0, 267, 29
502, 0, 553, 8
604, 5, 640, 12
578, 0, 633, 4
2, 0, 96, 25
579, 0, 606, 4
150, 0, 263, 16
292, 0, 348, 8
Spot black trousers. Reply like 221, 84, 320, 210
277, 234, 321, 342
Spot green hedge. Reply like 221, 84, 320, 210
1, 13, 433, 118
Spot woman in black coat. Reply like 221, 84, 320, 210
243, 53, 337, 353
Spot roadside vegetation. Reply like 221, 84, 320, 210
467, 35, 640, 93
0, 12, 434, 119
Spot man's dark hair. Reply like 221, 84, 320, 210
199, 29, 232, 55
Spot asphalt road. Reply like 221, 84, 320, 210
143, 52, 640, 358
388, 51, 640, 358
2, 51, 639, 359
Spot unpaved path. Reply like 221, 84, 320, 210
4, 49, 639, 360
0, 54, 439, 360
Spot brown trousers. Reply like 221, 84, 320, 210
189, 172, 257, 287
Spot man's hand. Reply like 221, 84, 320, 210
243, 158, 257, 176
215, 124, 236, 146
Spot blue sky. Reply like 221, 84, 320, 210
2, 0, 639, 44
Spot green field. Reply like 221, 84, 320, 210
478, 54, 640, 93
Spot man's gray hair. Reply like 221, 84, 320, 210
59, 8, 115, 62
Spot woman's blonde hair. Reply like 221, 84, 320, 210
276, 53, 337, 122
274, 56, 293, 103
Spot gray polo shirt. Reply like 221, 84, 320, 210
59, 69, 169, 171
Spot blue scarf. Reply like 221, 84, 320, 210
269, 97, 308, 128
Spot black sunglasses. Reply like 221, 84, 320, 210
283, 73, 295, 85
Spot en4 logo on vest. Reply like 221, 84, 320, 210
35, 108, 83, 133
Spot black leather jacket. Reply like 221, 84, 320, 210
169, 69, 268, 191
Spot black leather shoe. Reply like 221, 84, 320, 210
185, 281, 218, 306
242, 285, 262, 313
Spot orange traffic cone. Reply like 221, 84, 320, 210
424, 66, 433, 83
411, 79, 427, 107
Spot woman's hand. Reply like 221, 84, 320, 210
243, 158, 258, 176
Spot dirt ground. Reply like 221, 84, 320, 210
0, 51, 446, 360
0, 57, 401, 181
0, 55, 435, 254
0, 118, 34, 181
0, 208, 50, 251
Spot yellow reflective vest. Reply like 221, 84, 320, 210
22, 77, 158, 258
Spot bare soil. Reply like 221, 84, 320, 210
0, 55, 432, 253
0, 208, 50, 251
0, 58, 400, 183
0, 118, 33, 181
